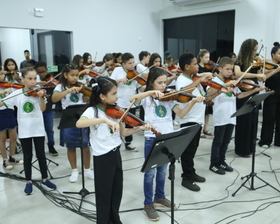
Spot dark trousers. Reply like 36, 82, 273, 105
259, 94, 280, 147
210, 124, 234, 166
94, 147, 123, 224
20, 136, 48, 181
180, 122, 202, 178
43, 111, 55, 146
235, 97, 259, 156
124, 107, 136, 144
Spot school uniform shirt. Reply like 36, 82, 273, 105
78, 74, 90, 85
207, 76, 240, 127
140, 96, 178, 137
54, 84, 85, 110
81, 106, 122, 156
136, 63, 148, 74
2, 88, 45, 138
0, 87, 10, 111
176, 74, 205, 125
111, 66, 140, 108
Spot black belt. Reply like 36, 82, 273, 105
112, 145, 121, 151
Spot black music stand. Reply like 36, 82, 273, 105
231, 92, 280, 196
141, 124, 200, 224
58, 104, 94, 210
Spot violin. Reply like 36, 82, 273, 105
253, 60, 278, 70
126, 70, 147, 85
204, 60, 219, 72
168, 64, 183, 74
160, 89, 213, 106
79, 67, 99, 78
192, 74, 227, 90
105, 104, 161, 135
26, 88, 49, 98
70, 82, 92, 96
41, 74, 59, 87
0, 81, 25, 89
95, 61, 104, 67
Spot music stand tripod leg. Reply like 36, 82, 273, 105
167, 153, 176, 224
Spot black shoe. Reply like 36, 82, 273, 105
209, 165, 225, 175
191, 173, 206, 182
181, 177, 200, 191
48, 146, 58, 156
125, 143, 138, 152
220, 162, 233, 172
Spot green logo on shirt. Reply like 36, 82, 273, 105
126, 81, 132, 86
0, 94, 6, 99
70, 93, 79, 103
155, 105, 167, 117
226, 93, 233, 97
23, 102, 34, 113
79, 76, 83, 80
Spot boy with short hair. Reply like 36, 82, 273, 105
111, 52, 141, 151
136, 51, 150, 79
207, 57, 264, 175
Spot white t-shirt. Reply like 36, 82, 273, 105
2, 88, 45, 138
140, 96, 178, 137
207, 76, 240, 126
111, 67, 140, 108
78, 74, 90, 85
136, 63, 148, 74
81, 106, 122, 156
54, 84, 85, 109
0, 87, 11, 111
176, 74, 205, 125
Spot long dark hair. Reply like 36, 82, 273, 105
86, 77, 117, 119
4, 58, 18, 71
82, 52, 92, 65
148, 53, 162, 68
59, 64, 78, 90
236, 39, 258, 71
145, 67, 167, 92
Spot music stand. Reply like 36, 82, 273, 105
58, 104, 94, 210
141, 124, 200, 224
231, 92, 280, 196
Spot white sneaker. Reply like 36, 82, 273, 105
84, 170, 94, 180
69, 171, 79, 183
261, 145, 269, 149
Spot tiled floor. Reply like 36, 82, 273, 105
1, 113, 280, 224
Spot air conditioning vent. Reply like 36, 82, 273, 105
170, 0, 219, 6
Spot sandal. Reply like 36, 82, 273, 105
203, 130, 214, 136
200, 134, 206, 138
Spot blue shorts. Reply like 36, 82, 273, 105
0, 109, 17, 132
60, 127, 89, 148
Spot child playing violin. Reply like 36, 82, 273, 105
4, 58, 21, 83
0, 67, 56, 195
176, 52, 227, 192
110, 52, 141, 152
83, 52, 96, 69
97, 53, 115, 77
72, 54, 90, 85
129, 67, 205, 221
76, 77, 152, 224
136, 51, 150, 79
34, 61, 58, 156
52, 64, 94, 183
207, 57, 264, 175
0, 65, 23, 170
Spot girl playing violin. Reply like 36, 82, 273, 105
0, 67, 56, 195
234, 39, 266, 157
0, 65, 23, 170
52, 64, 94, 183
129, 67, 204, 221
82, 52, 96, 69
114, 52, 123, 65
4, 58, 21, 83
72, 54, 90, 85
259, 44, 280, 148
76, 77, 151, 224
98, 53, 115, 77
197, 49, 214, 138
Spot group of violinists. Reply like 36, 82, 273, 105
1, 38, 280, 223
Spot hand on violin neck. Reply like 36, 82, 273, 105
200, 72, 213, 82
192, 96, 205, 103
254, 85, 265, 93
150, 90, 164, 99
224, 80, 237, 87
256, 73, 266, 82
37, 89, 46, 97
68, 86, 82, 94
138, 123, 152, 131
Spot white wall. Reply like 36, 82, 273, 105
161, 0, 280, 58
0, 28, 31, 66
0, 0, 162, 63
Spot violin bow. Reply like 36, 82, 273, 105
160, 86, 196, 99
1, 87, 41, 102
94, 51, 97, 63
127, 63, 159, 82
211, 57, 220, 74
117, 99, 136, 124
236, 64, 253, 84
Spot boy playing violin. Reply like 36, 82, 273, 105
111, 52, 142, 151
207, 57, 264, 175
